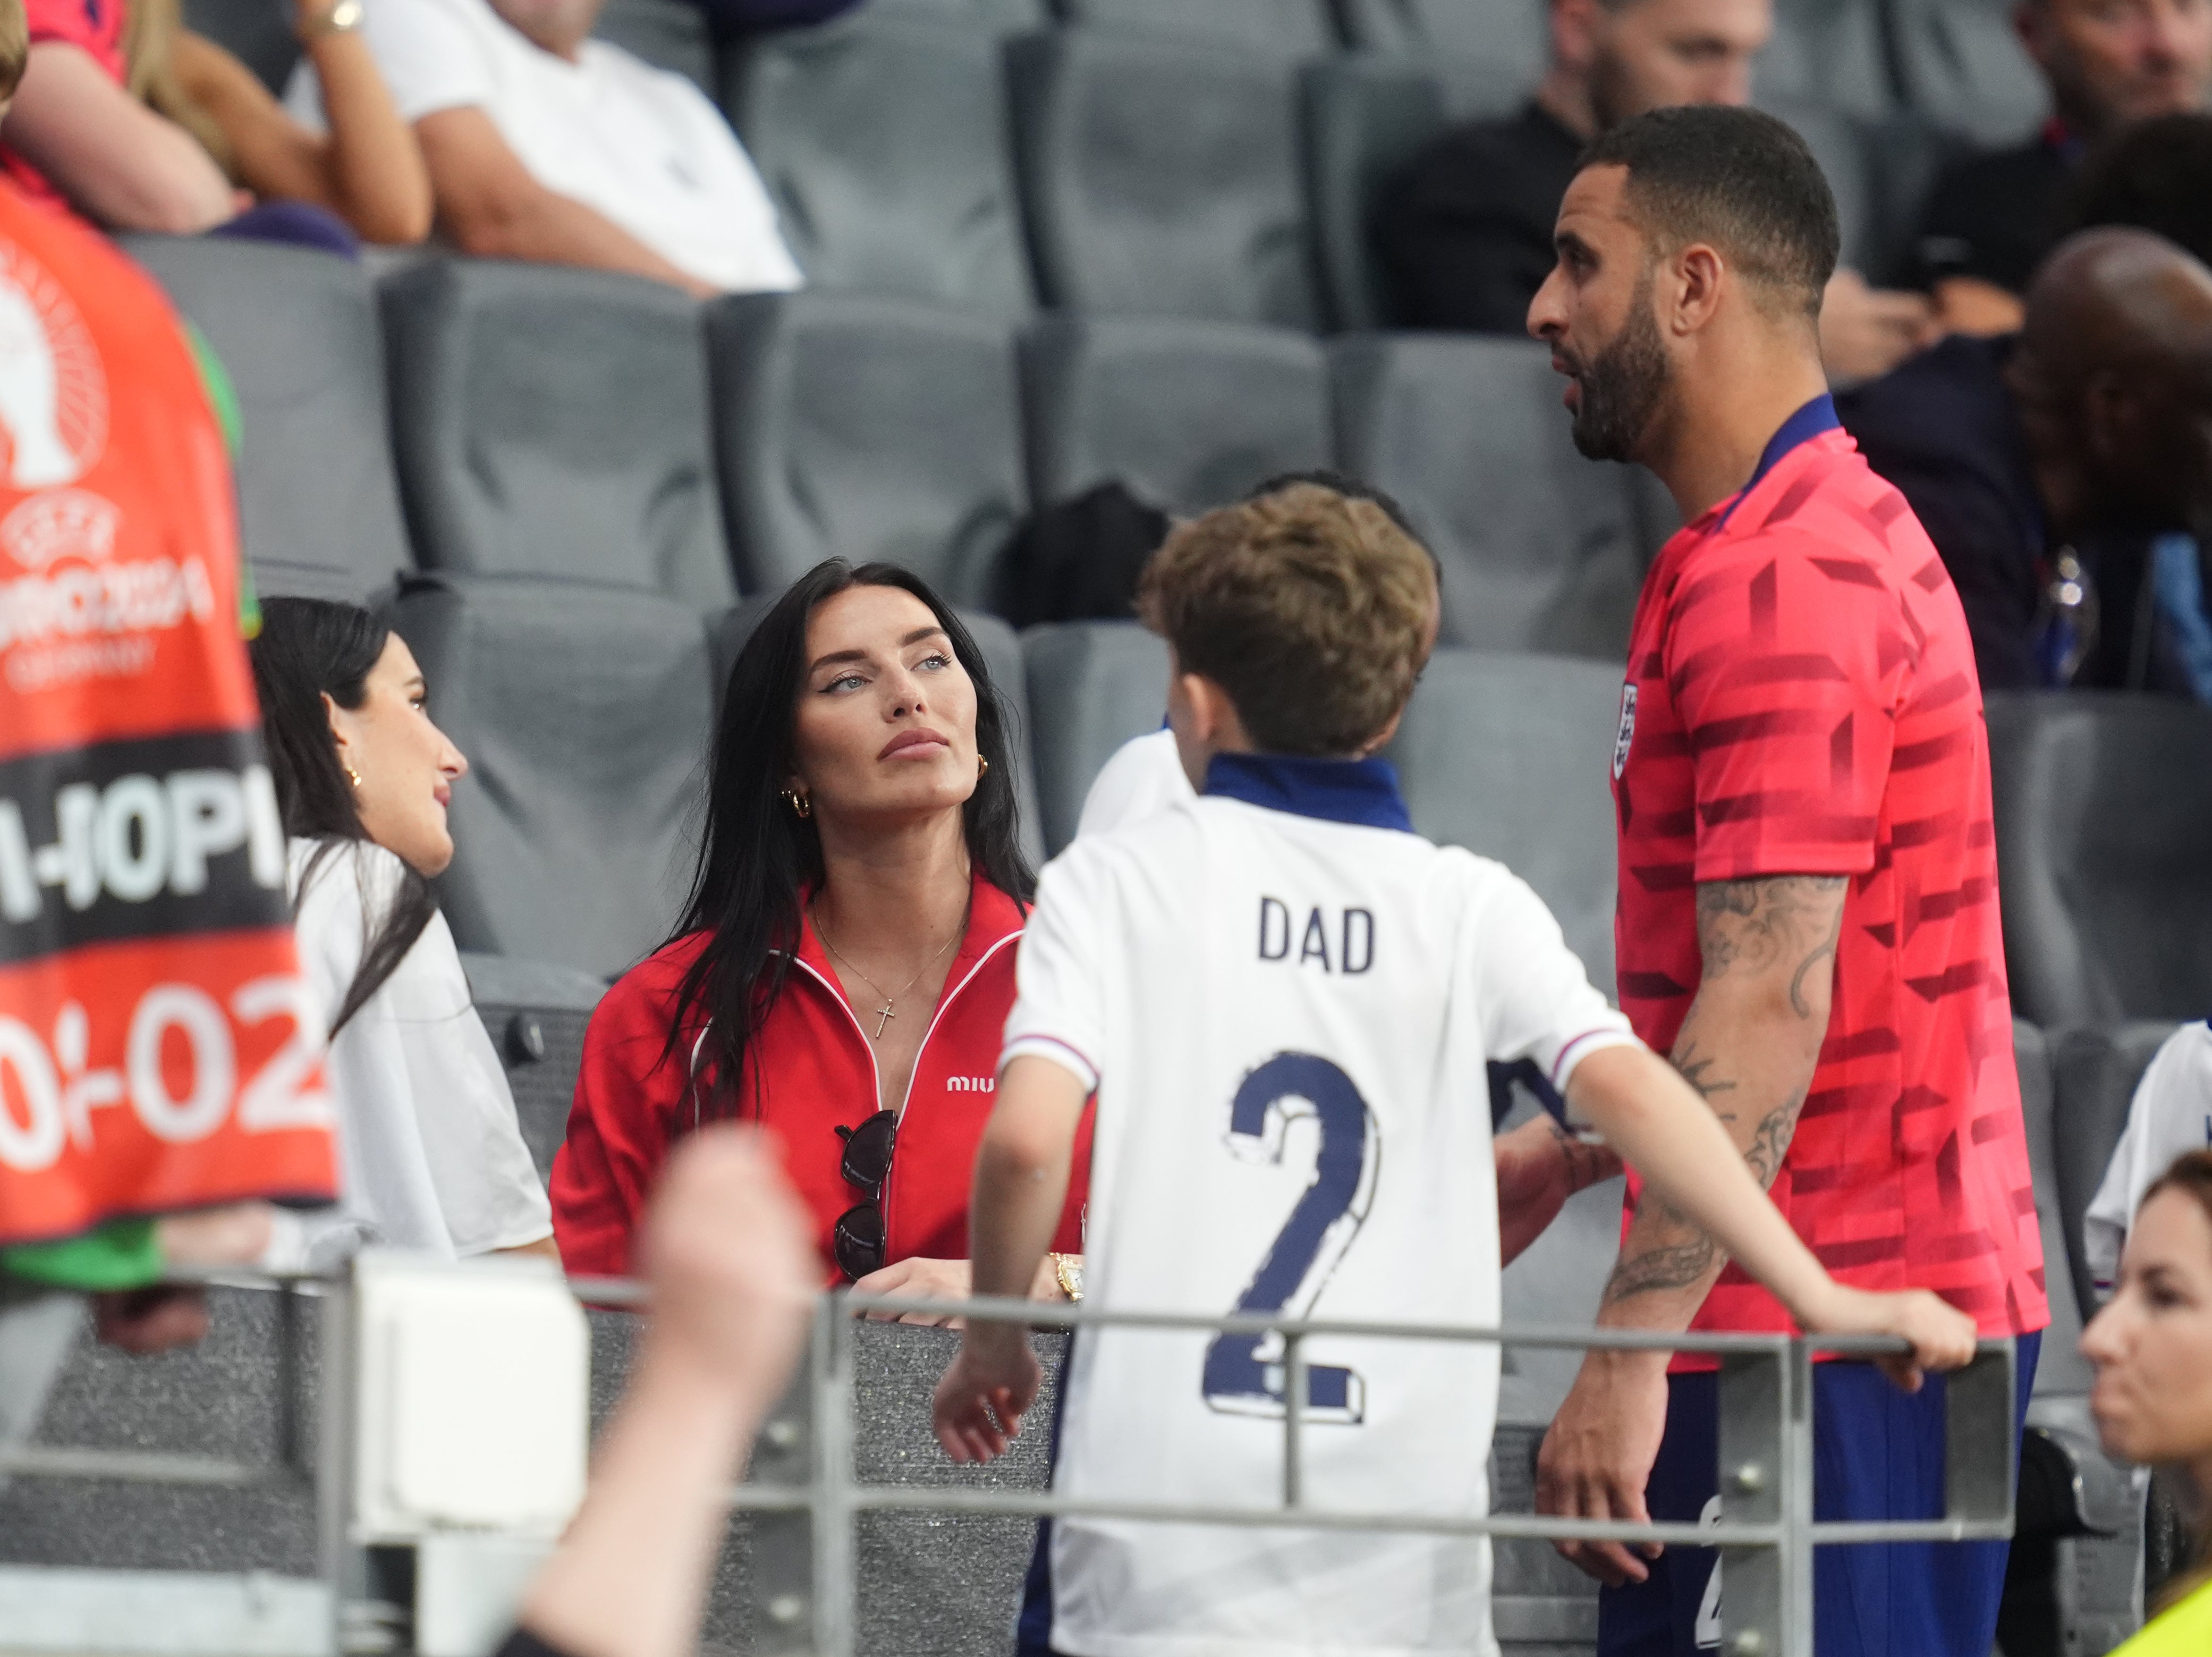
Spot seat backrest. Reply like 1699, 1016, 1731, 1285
1383, 648, 1623, 998
1021, 621, 1171, 855
871, 0, 1045, 19
1887, 0, 2048, 144
184, 0, 297, 92
1007, 29, 1319, 328
1987, 692, 2212, 1026
590, 0, 713, 91
1023, 315, 1330, 513
2053, 1020, 2182, 1327
1332, 334, 1645, 660
1335, 0, 1547, 91
121, 234, 412, 602
1756, 0, 1895, 120
381, 259, 730, 608
709, 592, 1048, 870
1758, 98, 1877, 275
2014, 1018, 2096, 1395
392, 575, 716, 977
1300, 58, 1449, 331
706, 291, 1027, 608
727, 13, 1034, 319
1055, 0, 1333, 55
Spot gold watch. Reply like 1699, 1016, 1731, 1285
1049, 1252, 1084, 1303
298, 0, 363, 39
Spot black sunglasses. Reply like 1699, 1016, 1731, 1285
832, 1110, 897, 1282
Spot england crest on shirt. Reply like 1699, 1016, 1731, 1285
1613, 682, 1638, 779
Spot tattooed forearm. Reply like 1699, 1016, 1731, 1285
1741, 1091, 1806, 1188
1695, 875, 1847, 1002
1602, 1233, 1718, 1303
1669, 1037, 1739, 1106
1548, 1117, 1622, 1194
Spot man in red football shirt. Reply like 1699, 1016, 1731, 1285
1525, 106, 2048, 1655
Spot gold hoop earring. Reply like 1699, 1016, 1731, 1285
345, 764, 362, 789
782, 788, 812, 820
977, 756, 989, 778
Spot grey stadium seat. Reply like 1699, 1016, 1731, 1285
1335, 0, 1548, 97
870, 0, 1046, 21
711, 594, 1048, 870
1987, 692, 2212, 1027
382, 260, 732, 608
1756, 0, 1895, 122
1300, 58, 1449, 331
1022, 316, 1329, 512
1383, 648, 1622, 1000
1888, 0, 2049, 145
1052, 0, 1333, 56
591, 0, 711, 90
183, 0, 295, 94
122, 235, 413, 602
461, 953, 610, 1183
1020, 620, 1170, 854
706, 292, 1026, 608
1332, 334, 1651, 660
1007, 29, 1320, 328
1758, 99, 1880, 277
391, 574, 715, 978
726, 13, 1034, 319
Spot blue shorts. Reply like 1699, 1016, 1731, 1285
1596, 1332, 2040, 1657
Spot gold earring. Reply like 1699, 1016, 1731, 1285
345, 764, 362, 789
977, 756, 989, 778
782, 788, 811, 820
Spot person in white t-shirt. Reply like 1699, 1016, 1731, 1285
2086, 1019, 2212, 1298
285, 0, 801, 297
929, 484, 1977, 1657
251, 597, 555, 1267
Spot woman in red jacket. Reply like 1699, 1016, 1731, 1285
552, 561, 1087, 1313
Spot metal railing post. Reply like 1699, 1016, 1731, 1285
1944, 1338, 2017, 1533
745, 1303, 820, 1657
809, 1297, 858, 1657
1715, 1345, 1787, 1657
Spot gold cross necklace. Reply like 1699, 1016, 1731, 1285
811, 901, 968, 1041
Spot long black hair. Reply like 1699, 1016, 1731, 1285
667, 560, 1033, 1122
249, 597, 440, 1038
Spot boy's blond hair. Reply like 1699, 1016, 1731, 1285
1137, 483, 1433, 757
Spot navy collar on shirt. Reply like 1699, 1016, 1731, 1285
1713, 393, 1842, 530
1202, 752, 1416, 832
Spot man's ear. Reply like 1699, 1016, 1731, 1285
1549, 0, 1606, 73
1669, 243, 1727, 335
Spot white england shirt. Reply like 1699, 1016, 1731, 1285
2084, 1019, 2212, 1294
1076, 727, 1192, 840
1005, 754, 1637, 1657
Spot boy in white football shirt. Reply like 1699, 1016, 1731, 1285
933, 485, 1974, 1657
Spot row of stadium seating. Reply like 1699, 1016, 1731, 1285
1, 1012, 2174, 1655
123, 233, 1671, 655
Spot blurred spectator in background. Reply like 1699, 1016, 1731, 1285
249, 598, 557, 1269
0, 0, 429, 243
2079, 1150, 2212, 1651
553, 561, 1088, 1311
1840, 229, 2212, 694
2087, 1021, 2212, 1298
1913, 0, 2212, 339
285, 0, 800, 297
1372, 0, 1937, 384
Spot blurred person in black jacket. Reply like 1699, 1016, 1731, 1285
1373, 0, 1937, 383
1837, 227, 2212, 696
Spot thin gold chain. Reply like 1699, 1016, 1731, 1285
810, 899, 967, 1039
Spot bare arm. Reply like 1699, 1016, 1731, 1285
1931, 275, 2025, 338
931, 1056, 1086, 1464
1495, 1114, 1620, 1267
5, 42, 236, 232
413, 106, 717, 298
173, 24, 431, 244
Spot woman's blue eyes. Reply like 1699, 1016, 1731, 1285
823, 653, 952, 692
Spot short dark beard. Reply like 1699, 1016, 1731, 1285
1569, 267, 1670, 463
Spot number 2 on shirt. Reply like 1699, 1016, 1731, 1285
1201, 1052, 1379, 1425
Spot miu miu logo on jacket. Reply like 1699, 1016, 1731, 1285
945, 1076, 997, 1093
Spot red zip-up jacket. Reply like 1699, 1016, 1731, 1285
550, 875, 1089, 1280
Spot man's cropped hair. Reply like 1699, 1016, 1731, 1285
1138, 484, 1433, 759
1578, 105, 1840, 321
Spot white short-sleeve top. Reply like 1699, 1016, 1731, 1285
286, 838, 553, 1266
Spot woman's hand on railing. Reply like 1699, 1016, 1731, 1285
932, 1321, 1044, 1466
1795, 1284, 1979, 1392
851, 1257, 973, 1326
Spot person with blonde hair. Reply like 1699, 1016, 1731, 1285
0, 0, 428, 243
2081, 1148, 2212, 1650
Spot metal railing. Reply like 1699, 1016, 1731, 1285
0, 1270, 2018, 1657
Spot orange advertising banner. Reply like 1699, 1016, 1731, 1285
0, 185, 337, 1245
